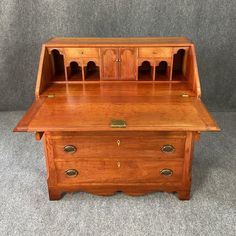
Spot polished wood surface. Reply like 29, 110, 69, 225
101, 48, 119, 80
14, 37, 220, 200
44, 131, 193, 200
45, 37, 192, 47
51, 132, 185, 160
138, 47, 172, 58
14, 91, 219, 132
41, 82, 196, 97
34, 37, 201, 98
55, 160, 183, 184
64, 48, 99, 58
120, 48, 136, 80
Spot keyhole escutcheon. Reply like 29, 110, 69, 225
117, 140, 121, 146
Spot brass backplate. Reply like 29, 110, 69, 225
110, 119, 127, 128
47, 94, 55, 98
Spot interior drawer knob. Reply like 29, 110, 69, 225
161, 144, 175, 153
117, 161, 121, 168
160, 169, 173, 176
64, 145, 77, 154
65, 169, 79, 177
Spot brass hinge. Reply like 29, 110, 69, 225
47, 94, 55, 98
181, 93, 189, 97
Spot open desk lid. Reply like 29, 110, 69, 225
14, 96, 220, 132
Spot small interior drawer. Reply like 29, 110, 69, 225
55, 159, 183, 184
138, 47, 172, 58
50, 133, 186, 160
64, 48, 99, 58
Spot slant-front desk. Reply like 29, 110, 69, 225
14, 37, 220, 200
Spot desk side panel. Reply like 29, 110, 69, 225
35, 45, 53, 98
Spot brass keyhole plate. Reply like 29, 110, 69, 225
117, 140, 121, 146
110, 119, 127, 128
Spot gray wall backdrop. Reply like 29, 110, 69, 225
0, 0, 235, 111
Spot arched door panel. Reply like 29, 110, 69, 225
101, 49, 119, 80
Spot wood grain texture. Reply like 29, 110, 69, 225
64, 48, 99, 58
120, 48, 136, 80
101, 48, 119, 80
35, 46, 53, 98
50, 132, 186, 160
181, 132, 194, 198
13, 97, 46, 132
45, 37, 193, 47
138, 47, 172, 58
14, 95, 219, 132
55, 160, 184, 184
35, 37, 201, 98
41, 82, 196, 97
14, 37, 220, 201
44, 131, 189, 200
47, 183, 186, 200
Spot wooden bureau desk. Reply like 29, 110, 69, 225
14, 37, 220, 200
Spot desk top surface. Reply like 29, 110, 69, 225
44, 37, 193, 47
14, 83, 219, 132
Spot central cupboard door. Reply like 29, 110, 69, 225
101, 48, 136, 80
101, 48, 119, 80
120, 48, 136, 80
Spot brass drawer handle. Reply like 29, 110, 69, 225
64, 145, 77, 154
160, 169, 173, 176
65, 169, 78, 177
161, 144, 175, 153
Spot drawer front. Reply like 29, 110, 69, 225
65, 48, 99, 58
51, 135, 185, 160
55, 160, 183, 184
139, 47, 172, 58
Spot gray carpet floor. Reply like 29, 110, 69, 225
0, 111, 235, 236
